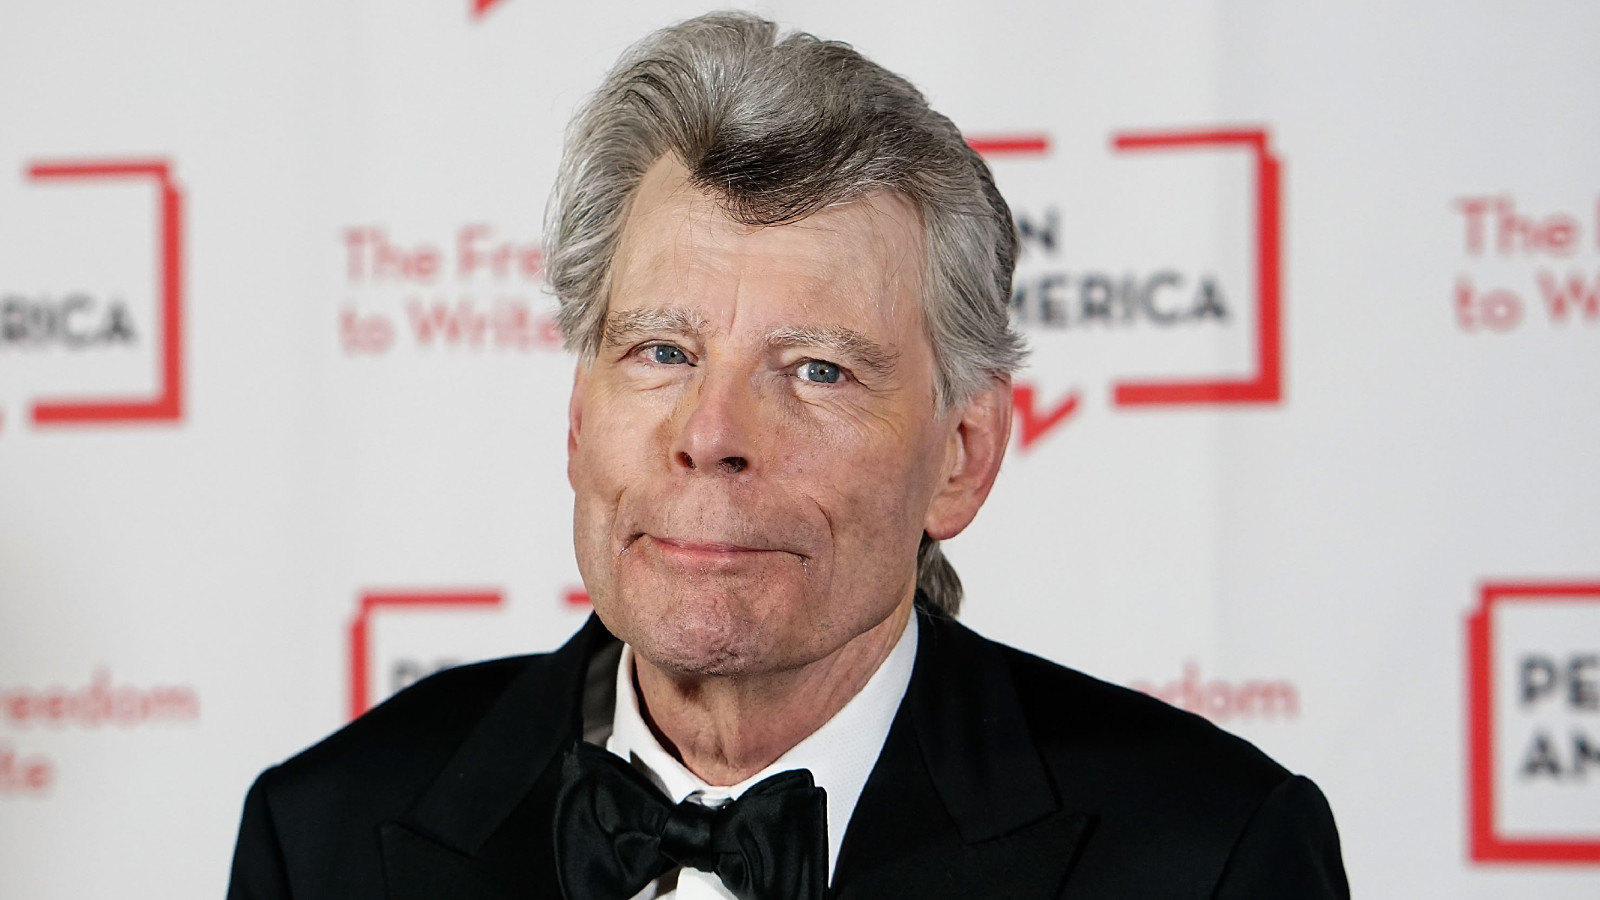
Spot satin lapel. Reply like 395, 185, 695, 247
831, 611, 1090, 900
379, 615, 616, 900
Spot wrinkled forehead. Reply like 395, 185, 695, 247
606, 155, 928, 333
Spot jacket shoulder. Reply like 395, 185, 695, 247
993, 639, 1338, 894
240, 654, 553, 896
269, 654, 540, 800
1001, 643, 1290, 795
230, 613, 610, 900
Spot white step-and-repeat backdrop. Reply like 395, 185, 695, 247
2, 1, 1597, 896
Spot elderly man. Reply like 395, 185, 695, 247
228, 12, 1347, 900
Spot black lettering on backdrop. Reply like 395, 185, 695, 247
390, 658, 461, 694
1142, 270, 1183, 322
0, 294, 138, 348
1518, 652, 1600, 710
1522, 655, 1559, 706
1010, 271, 1231, 329
1522, 731, 1564, 778
1016, 209, 1059, 256
1570, 654, 1598, 709
1520, 728, 1600, 779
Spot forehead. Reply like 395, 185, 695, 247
607, 155, 926, 331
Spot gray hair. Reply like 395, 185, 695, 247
545, 11, 1024, 616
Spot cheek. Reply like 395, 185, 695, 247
571, 405, 664, 622
781, 413, 940, 550
570, 393, 658, 555
575, 384, 676, 488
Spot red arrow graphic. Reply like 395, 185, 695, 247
1012, 383, 1081, 450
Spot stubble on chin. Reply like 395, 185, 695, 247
602, 558, 800, 679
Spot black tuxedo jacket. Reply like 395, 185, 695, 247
228, 611, 1347, 899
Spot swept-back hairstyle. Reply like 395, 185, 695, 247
545, 11, 1024, 616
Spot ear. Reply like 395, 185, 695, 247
567, 363, 587, 488
924, 376, 1013, 540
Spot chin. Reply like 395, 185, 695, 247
597, 574, 807, 679
635, 633, 761, 678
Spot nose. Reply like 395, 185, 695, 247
670, 368, 757, 476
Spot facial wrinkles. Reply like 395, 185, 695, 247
583, 158, 938, 622
602, 306, 713, 352
622, 173, 921, 383
860, 198, 916, 324
592, 364, 810, 558
593, 397, 925, 574
608, 318, 908, 464
596, 366, 918, 593
629, 486, 810, 554
673, 365, 916, 571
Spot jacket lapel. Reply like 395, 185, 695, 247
374, 609, 1091, 899
831, 611, 1090, 899
378, 615, 615, 900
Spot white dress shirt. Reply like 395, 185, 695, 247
603, 613, 918, 900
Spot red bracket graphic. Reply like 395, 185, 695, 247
348, 590, 502, 720
972, 135, 1070, 450
1109, 129, 1281, 407
967, 135, 1052, 158
25, 159, 184, 426
1467, 580, 1600, 863
471, 0, 506, 19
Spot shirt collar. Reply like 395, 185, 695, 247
605, 611, 918, 879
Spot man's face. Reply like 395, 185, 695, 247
567, 155, 962, 678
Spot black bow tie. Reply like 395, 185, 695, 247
552, 741, 828, 900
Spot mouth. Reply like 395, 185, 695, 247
655, 537, 764, 553
626, 533, 806, 567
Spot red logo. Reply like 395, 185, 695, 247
1467, 580, 1600, 863
346, 587, 591, 720
969, 127, 1285, 450
1107, 129, 1282, 407
471, 0, 507, 19
3, 159, 185, 433
347, 590, 503, 720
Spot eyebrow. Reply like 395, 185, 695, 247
601, 307, 713, 348
766, 325, 899, 377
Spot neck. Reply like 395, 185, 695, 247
630, 597, 913, 786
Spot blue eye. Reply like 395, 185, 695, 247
649, 344, 690, 365
796, 360, 842, 384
